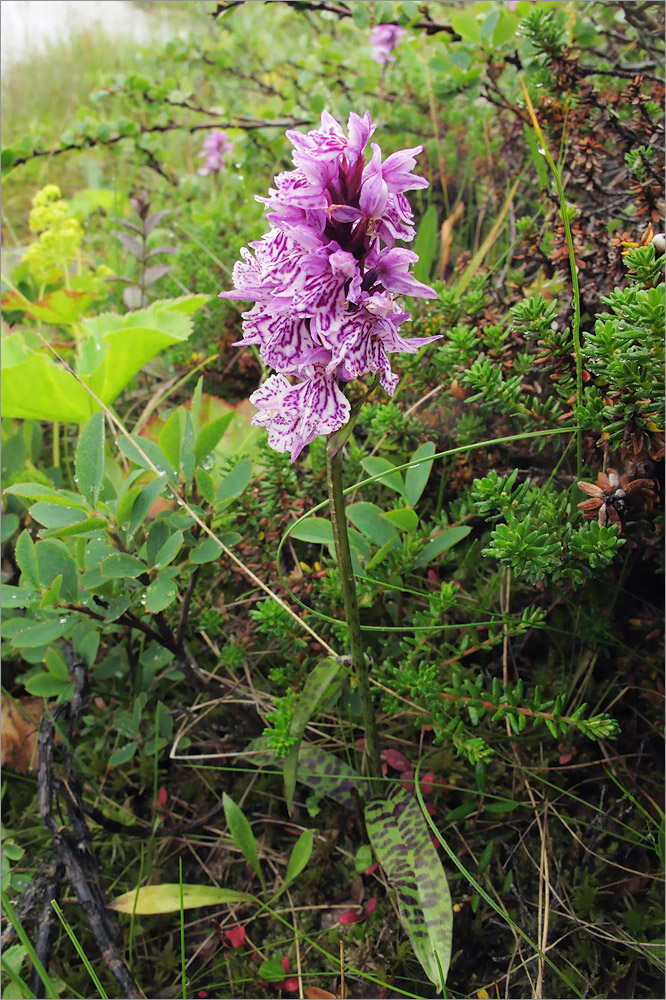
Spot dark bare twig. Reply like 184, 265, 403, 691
37, 645, 145, 1000
27, 869, 64, 1000
64, 785, 227, 838
10, 117, 312, 169
0, 856, 63, 954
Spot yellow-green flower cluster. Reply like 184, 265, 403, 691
23, 185, 83, 286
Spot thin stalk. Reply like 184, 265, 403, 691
326, 432, 381, 781
520, 78, 583, 479
52, 420, 60, 469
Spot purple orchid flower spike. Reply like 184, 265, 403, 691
198, 129, 234, 176
369, 23, 407, 67
221, 110, 440, 460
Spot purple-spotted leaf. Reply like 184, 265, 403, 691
240, 739, 370, 810
108, 883, 254, 914
365, 786, 452, 990
283, 658, 347, 813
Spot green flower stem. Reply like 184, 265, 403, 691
326, 430, 381, 781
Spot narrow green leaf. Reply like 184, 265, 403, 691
215, 458, 253, 504
195, 468, 215, 505
11, 618, 71, 649
41, 518, 107, 540
289, 517, 334, 545
144, 577, 178, 613
284, 659, 347, 814
1, 585, 33, 609
76, 411, 105, 508
1, 513, 20, 543
258, 959, 288, 983
127, 477, 168, 538
274, 828, 314, 901
103, 595, 130, 622
39, 574, 63, 608
3, 483, 87, 509
189, 537, 221, 564
191, 376, 204, 435
347, 502, 399, 546
382, 508, 419, 533
451, 9, 480, 43
147, 520, 175, 563
365, 787, 452, 990
412, 205, 439, 284
37, 539, 77, 599
116, 435, 175, 481
492, 12, 518, 47
405, 442, 436, 507
100, 553, 148, 579
159, 408, 187, 476
153, 531, 183, 570
29, 503, 88, 529
365, 536, 398, 571
108, 741, 139, 766
413, 525, 472, 567
194, 412, 235, 464
115, 484, 142, 529
25, 674, 73, 699
360, 457, 406, 497
15, 530, 39, 588
222, 793, 266, 892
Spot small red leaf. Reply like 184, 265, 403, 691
364, 862, 379, 875
338, 909, 361, 925
156, 787, 168, 808
400, 772, 415, 793
224, 925, 246, 949
365, 897, 377, 915
281, 955, 290, 973
420, 772, 435, 796
381, 748, 412, 772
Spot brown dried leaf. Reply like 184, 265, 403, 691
1, 696, 45, 772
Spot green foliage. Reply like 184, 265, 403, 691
1, 3, 663, 998
471, 470, 626, 586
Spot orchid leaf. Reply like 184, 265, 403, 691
365, 786, 453, 991
283, 658, 347, 813
223, 793, 266, 892
108, 884, 254, 914
271, 828, 314, 902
